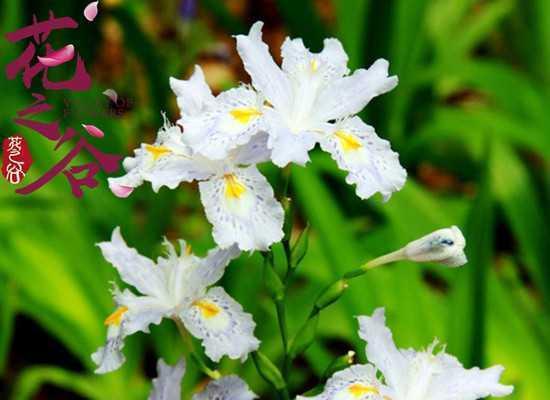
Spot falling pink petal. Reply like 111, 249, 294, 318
110, 183, 134, 198
102, 89, 118, 104
37, 45, 75, 67
84, 1, 99, 22
82, 124, 105, 138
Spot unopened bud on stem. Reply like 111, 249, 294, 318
362, 226, 467, 270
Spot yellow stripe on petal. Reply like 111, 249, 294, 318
335, 130, 362, 152
193, 300, 221, 319
224, 174, 247, 199
229, 107, 262, 124
347, 383, 379, 397
310, 59, 319, 72
145, 144, 171, 161
104, 306, 128, 326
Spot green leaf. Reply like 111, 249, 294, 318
491, 142, 550, 308
0, 278, 16, 375
447, 151, 492, 367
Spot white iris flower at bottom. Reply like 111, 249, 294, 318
91, 227, 260, 374
149, 358, 257, 400
301, 308, 513, 400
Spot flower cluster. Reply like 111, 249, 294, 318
108, 21, 406, 252
92, 20, 514, 400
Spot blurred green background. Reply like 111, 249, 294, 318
0, 0, 549, 399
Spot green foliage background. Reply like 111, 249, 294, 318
0, 0, 548, 399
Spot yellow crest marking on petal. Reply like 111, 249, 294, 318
145, 144, 171, 161
335, 130, 362, 152
229, 107, 262, 124
310, 59, 319, 72
347, 383, 379, 397
224, 174, 247, 199
104, 306, 128, 326
193, 300, 221, 319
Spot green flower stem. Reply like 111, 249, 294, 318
276, 299, 289, 353
172, 317, 221, 380
290, 251, 404, 363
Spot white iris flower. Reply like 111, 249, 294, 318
91, 227, 260, 374
108, 120, 284, 251
149, 358, 257, 400
358, 308, 513, 400
236, 21, 405, 199
303, 308, 513, 400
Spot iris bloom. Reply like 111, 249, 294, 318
303, 308, 514, 400
178, 21, 406, 201
108, 121, 284, 251
91, 228, 259, 374
149, 358, 257, 400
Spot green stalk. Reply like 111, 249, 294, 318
172, 317, 220, 379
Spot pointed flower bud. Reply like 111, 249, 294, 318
403, 225, 467, 267
322, 350, 356, 380
252, 351, 286, 391
314, 279, 349, 311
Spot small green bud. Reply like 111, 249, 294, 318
252, 351, 286, 390
282, 196, 294, 241
322, 350, 355, 380
290, 224, 310, 269
288, 314, 319, 359
314, 279, 349, 310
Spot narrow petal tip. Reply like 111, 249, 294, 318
82, 124, 105, 138
109, 182, 134, 198
84, 1, 99, 22
102, 88, 118, 103
37, 44, 75, 67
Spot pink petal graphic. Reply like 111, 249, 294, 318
110, 183, 134, 198
37, 45, 75, 67
82, 124, 105, 138
102, 89, 118, 104
84, 1, 99, 22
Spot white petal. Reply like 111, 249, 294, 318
318, 38, 349, 78
108, 166, 143, 194
320, 117, 406, 200
195, 245, 241, 287
265, 109, 318, 167
91, 324, 125, 374
108, 124, 214, 195
281, 37, 349, 81
235, 21, 292, 112
298, 365, 384, 400
114, 288, 169, 335
170, 65, 215, 119
199, 166, 284, 251
426, 354, 513, 400
357, 308, 408, 391
180, 286, 260, 362
192, 375, 257, 400
97, 227, 166, 298
149, 358, 186, 400
230, 131, 272, 165
183, 86, 265, 160
315, 59, 398, 121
